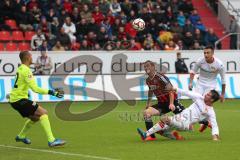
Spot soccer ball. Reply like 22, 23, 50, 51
132, 18, 145, 31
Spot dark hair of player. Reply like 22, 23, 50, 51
19, 51, 29, 63
204, 45, 214, 51
210, 90, 220, 103
144, 60, 155, 66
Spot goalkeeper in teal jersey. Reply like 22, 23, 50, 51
9, 51, 66, 147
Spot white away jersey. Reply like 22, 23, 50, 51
177, 88, 219, 136
191, 57, 226, 87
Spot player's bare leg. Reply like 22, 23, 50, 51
143, 107, 160, 141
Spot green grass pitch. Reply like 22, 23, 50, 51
0, 99, 240, 160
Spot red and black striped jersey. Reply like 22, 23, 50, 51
146, 72, 177, 103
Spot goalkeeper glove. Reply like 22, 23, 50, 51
48, 88, 64, 98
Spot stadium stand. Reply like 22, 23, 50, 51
0, 43, 4, 51
18, 41, 31, 50
0, 0, 229, 51
12, 31, 25, 41
5, 41, 17, 51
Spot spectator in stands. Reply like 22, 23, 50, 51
170, 21, 183, 37
35, 50, 53, 75
189, 9, 200, 25
99, 0, 110, 15
154, 5, 166, 24
16, 5, 34, 31
158, 28, 173, 44
114, 41, 122, 50
177, 11, 186, 27
129, 39, 142, 50
147, 18, 160, 41
76, 18, 88, 42
228, 15, 238, 49
57, 27, 71, 50
63, 0, 73, 14
71, 7, 81, 24
125, 20, 137, 39
143, 34, 154, 50
105, 43, 113, 51
205, 28, 221, 49
183, 31, 194, 49
127, 10, 137, 22
71, 42, 81, 50
86, 31, 97, 48
119, 11, 128, 24
183, 19, 195, 34
118, 26, 127, 40
94, 43, 101, 50
112, 18, 122, 40
52, 40, 65, 51
87, 18, 99, 34
38, 16, 51, 38
101, 18, 112, 38
195, 20, 206, 32
193, 28, 205, 46
165, 5, 174, 23
171, 0, 180, 16
140, 7, 152, 24
52, 0, 63, 17
178, 0, 194, 15
177, 40, 187, 50
0, 0, 15, 20
46, 8, 57, 23
62, 16, 76, 43
31, 28, 46, 50
110, 0, 121, 17
122, 0, 132, 17
51, 17, 61, 37
165, 40, 179, 50
30, 5, 42, 26
80, 39, 91, 50
175, 52, 188, 73
27, 0, 39, 11
192, 41, 202, 50
97, 26, 109, 47
80, 4, 92, 23
37, 40, 51, 51
92, 6, 105, 25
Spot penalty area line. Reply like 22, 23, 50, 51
0, 144, 119, 160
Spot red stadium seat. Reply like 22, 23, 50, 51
12, 31, 24, 41
5, 42, 17, 51
18, 42, 30, 51
0, 43, 4, 51
0, 31, 12, 41
5, 19, 18, 30
24, 31, 35, 41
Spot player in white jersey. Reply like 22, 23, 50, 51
188, 45, 226, 132
137, 88, 220, 141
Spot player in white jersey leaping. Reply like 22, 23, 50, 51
188, 45, 226, 132
137, 88, 220, 141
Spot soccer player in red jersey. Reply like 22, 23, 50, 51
142, 60, 185, 141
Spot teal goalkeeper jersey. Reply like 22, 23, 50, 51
9, 64, 49, 103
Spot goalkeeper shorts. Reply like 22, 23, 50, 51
10, 99, 39, 117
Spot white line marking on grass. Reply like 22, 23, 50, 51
0, 144, 119, 160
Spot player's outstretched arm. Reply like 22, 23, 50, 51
209, 109, 220, 141
25, 72, 64, 98
175, 88, 203, 101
